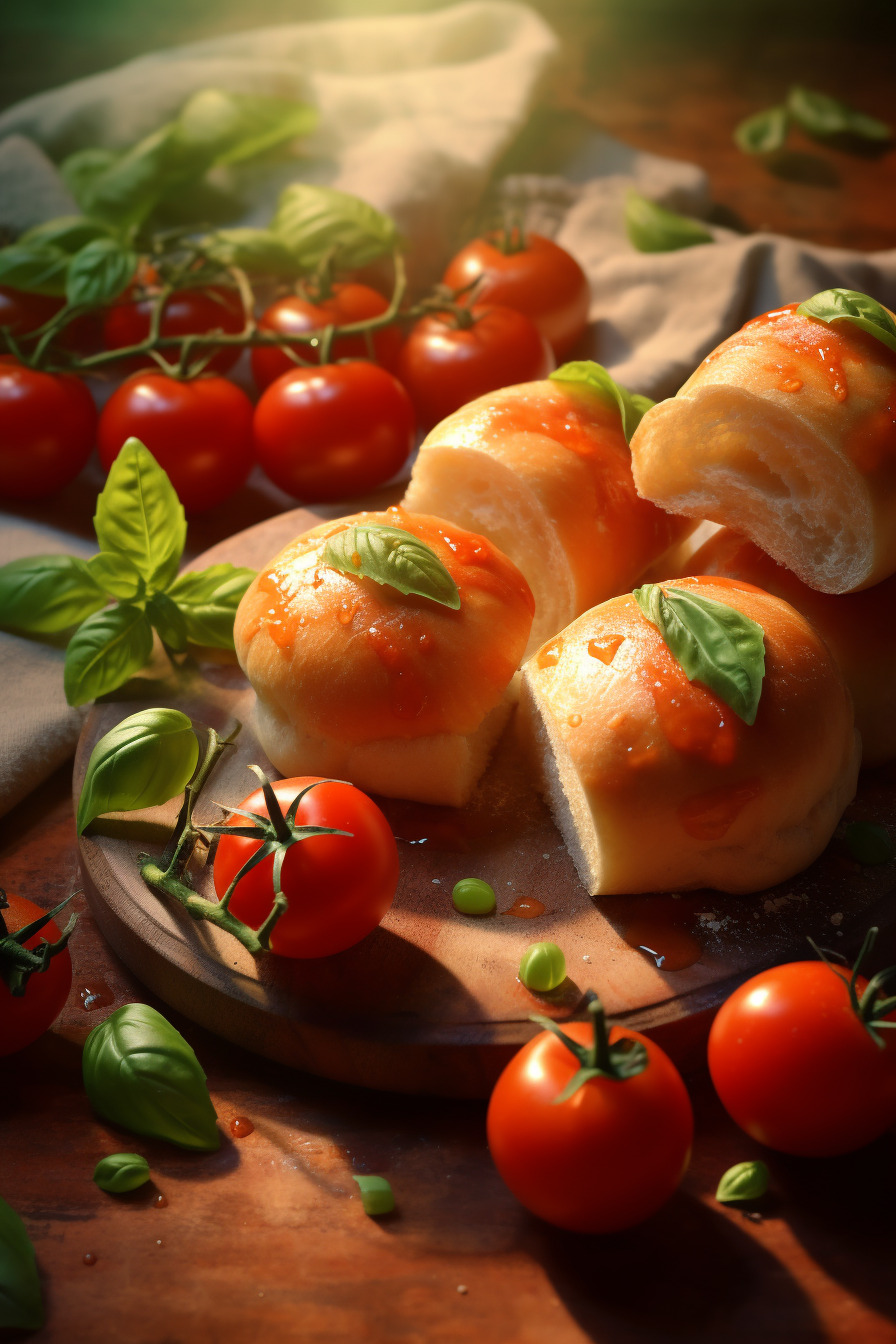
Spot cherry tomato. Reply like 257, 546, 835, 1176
397, 303, 554, 430
103, 285, 245, 374
487, 1006, 693, 1233
0, 285, 65, 336
442, 232, 590, 359
1, 893, 72, 1057
212, 777, 399, 958
0, 357, 97, 500
708, 957, 896, 1157
251, 283, 403, 391
97, 372, 254, 513
253, 360, 415, 502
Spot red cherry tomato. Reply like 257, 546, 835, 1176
0, 357, 96, 500
0, 285, 65, 335
251, 283, 403, 391
1, 893, 72, 1057
442, 232, 590, 359
103, 285, 245, 374
97, 372, 254, 513
212, 777, 399, 959
708, 957, 896, 1157
253, 360, 415, 502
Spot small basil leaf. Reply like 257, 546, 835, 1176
0, 242, 70, 297
83, 1003, 220, 1151
76, 706, 199, 835
87, 551, 146, 602
734, 105, 789, 154
0, 555, 106, 634
625, 190, 713, 253
200, 228, 302, 279
60, 148, 120, 211
844, 821, 896, 866
93, 1153, 151, 1194
352, 1175, 395, 1216
146, 591, 188, 653
716, 1160, 770, 1203
796, 288, 896, 359
65, 238, 138, 308
0, 1195, 43, 1331
322, 524, 460, 609
272, 184, 401, 271
175, 88, 318, 166
166, 564, 256, 648
63, 604, 155, 707
787, 85, 891, 142
94, 438, 186, 591
20, 215, 115, 255
76, 125, 195, 232
549, 361, 654, 442
633, 583, 766, 726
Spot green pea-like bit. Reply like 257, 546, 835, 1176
93, 1153, 151, 1194
844, 822, 895, 865
519, 941, 566, 992
353, 1175, 394, 1216
452, 878, 496, 915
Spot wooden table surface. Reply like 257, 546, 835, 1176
3, 4, 896, 1342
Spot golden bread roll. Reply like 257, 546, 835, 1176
402, 376, 691, 658
519, 577, 859, 894
235, 508, 534, 807
685, 528, 896, 766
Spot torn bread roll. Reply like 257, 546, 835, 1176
402, 376, 691, 658
630, 298, 896, 594
234, 507, 534, 807
519, 577, 859, 894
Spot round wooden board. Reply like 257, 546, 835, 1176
77, 505, 896, 1097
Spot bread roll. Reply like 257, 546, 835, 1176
630, 300, 896, 593
235, 508, 534, 806
402, 377, 691, 658
519, 578, 859, 894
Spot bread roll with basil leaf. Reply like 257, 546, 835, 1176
519, 577, 858, 894
235, 508, 534, 806
630, 290, 896, 594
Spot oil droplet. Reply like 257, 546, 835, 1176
588, 634, 624, 665
79, 981, 115, 1012
505, 896, 546, 919
567, 713, 582, 728
230, 1116, 255, 1138
83, 1252, 97, 1267
153, 1194, 168, 1209
624, 922, 701, 971
537, 639, 562, 669
337, 601, 356, 626
351, 550, 362, 568
781, 377, 803, 393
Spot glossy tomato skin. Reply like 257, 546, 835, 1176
213, 778, 399, 958
708, 961, 896, 1157
1, 894, 72, 1056
251, 284, 403, 390
102, 285, 245, 374
253, 360, 415, 502
442, 233, 590, 359
0, 358, 97, 500
487, 1022, 693, 1233
0, 285, 65, 335
397, 303, 554, 430
97, 372, 254, 513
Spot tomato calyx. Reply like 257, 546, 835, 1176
808, 925, 896, 1049
531, 993, 648, 1103
0, 890, 77, 997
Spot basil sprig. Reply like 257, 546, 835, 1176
0, 1195, 43, 1331
734, 106, 789, 155
83, 1003, 220, 1151
322, 524, 460, 610
797, 288, 896, 359
625, 191, 713, 253
735, 86, 890, 156
77, 708, 199, 835
272, 184, 401, 271
549, 361, 654, 442
633, 584, 766, 726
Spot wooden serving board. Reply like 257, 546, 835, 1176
77, 506, 896, 1097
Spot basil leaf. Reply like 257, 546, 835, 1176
787, 85, 891, 142
796, 288, 896, 359
0, 1196, 43, 1331
60, 148, 120, 211
844, 821, 896, 866
716, 1160, 770, 1204
167, 564, 256, 648
549, 361, 654, 442
65, 238, 138, 308
93, 1153, 151, 1194
20, 215, 114, 255
76, 706, 199, 835
322, 524, 460, 609
0, 555, 105, 634
83, 1003, 220, 1151
734, 105, 789, 154
272, 184, 400, 271
146, 591, 188, 653
625, 190, 713, 253
0, 242, 70, 297
175, 88, 317, 166
94, 438, 186, 591
87, 551, 146, 602
63, 604, 155, 707
200, 228, 302, 279
633, 583, 766, 725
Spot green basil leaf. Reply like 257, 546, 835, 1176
322, 524, 460, 609
146, 591, 188, 653
76, 706, 199, 835
796, 288, 896, 359
20, 215, 114, 255
549, 361, 654, 442
166, 564, 256, 648
93, 1152, 151, 1194
94, 438, 186, 591
272, 184, 401, 271
0, 555, 106, 634
60, 148, 120, 211
734, 105, 789, 154
787, 85, 891, 142
77, 125, 207, 233
625, 190, 713, 253
633, 583, 766, 725
0, 242, 70, 297
63, 604, 155, 707
87, 551, 146, 602
175, 88, 318, 166
0, 1195, 43, 1331
83, 1003, 220, 1151
844, 821, 896, 866
200, 228, 302, 278
716, 1160, 770, 1203
65, 238, 138, 308
352, 1175, 395, 1216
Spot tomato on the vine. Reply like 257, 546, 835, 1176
0, 357, 97, 500
251, 283, 403, 391
397, 303, 553, 430
442, 231, 590, 359
212, 777, 399, 959
97, 372, 254, 513
253, 359, 415, 501
102, 285, 245, 374
0, 285, 65, 336
1, 893, 73, 1057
